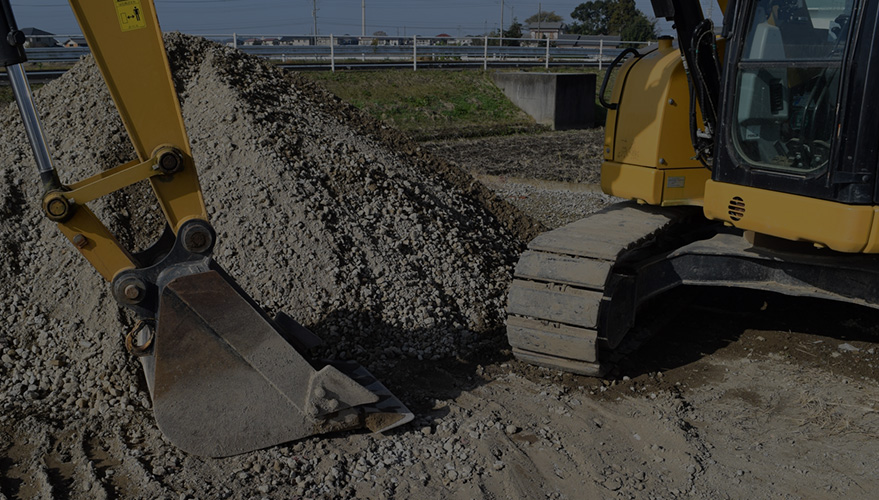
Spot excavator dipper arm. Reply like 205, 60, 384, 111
2, 0, 412, 457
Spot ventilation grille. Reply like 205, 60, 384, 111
769, 79, 784, 114
728, 196, 746, 222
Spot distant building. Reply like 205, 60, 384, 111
21, 27, 59, 48
527, 21, 567, 40
279, 36, 313, 46
368, 31, 397, 46
63, 37, 88, 48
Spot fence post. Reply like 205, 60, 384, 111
413, 35, 418, 71
545, 37, 550, 70
599, 39, 603, 70
483, 35, 488, 71
330, 34, 335, 72
233, 33, 237, 49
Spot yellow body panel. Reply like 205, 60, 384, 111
67, 158, 160, 205
57, 207, 136, 281
601, 161, 663, 205
602, 38, 708, 206
661, 167, 711, 206
68, 0, 206, 230
48, 0, 210, 281
704, 180, 879, 253
603, 162, 711, 207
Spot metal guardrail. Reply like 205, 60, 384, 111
22, 34, 651, 72
25, 46, 90, 63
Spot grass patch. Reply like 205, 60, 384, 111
0, 87, 14, 105
303, 68, 614, 139
301, 69, 545, 140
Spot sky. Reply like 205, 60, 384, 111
12, 1, 725, 38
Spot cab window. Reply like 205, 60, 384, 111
733, 0, 855, 173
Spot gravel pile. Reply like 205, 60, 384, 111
0, 33, 541, 497
475, 177, 618, 230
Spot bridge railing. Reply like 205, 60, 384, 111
22, 34, 653, 71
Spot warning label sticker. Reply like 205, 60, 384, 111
115, 0, 147, 32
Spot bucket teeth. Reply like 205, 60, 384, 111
143, 268, 412, 457
329, 361, 415, 433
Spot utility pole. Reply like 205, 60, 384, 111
312, 0, 318, 36
538, 2, 542, 39
500, 0, 504, 45
361, 0, 365, 37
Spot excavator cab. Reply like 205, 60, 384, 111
706, 0, 879, 253
2, 0, 412, 456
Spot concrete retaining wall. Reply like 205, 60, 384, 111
491, 72, 596, 130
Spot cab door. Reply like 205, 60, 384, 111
714, 0, 879, 205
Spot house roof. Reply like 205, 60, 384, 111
526, 21, 566, 31
21, 27, 55, 37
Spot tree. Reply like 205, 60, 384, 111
525, 10, 563, 24
619, 11, 657, 41
570, 0, 612, 35
569, 0, 657, 41
504, 19, 523, 40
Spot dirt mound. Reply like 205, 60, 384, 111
0, 33, 538, 497
424, 129, 606, 184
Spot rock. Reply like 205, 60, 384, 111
838, 343, 860, 352
603, 477, 622, 491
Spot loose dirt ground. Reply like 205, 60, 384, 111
422, 132, 879, 499
2, 46, 878, 499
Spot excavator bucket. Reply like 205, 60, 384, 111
4, 0, 412, 456
141, 267, 412, 457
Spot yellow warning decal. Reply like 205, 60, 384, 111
115, 0, 148, 32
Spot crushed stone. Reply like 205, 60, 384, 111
0, 33, 538, 497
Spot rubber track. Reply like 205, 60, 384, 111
506, 202, 693, 376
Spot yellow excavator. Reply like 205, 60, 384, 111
507, 0, 879, 375
2, 1, 411, 456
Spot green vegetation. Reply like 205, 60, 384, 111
0, 86, 14, 105
569, 0, 657, 41
303, 69, 545, 140
525, 11, 564, 24
303, 68, 612, 140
